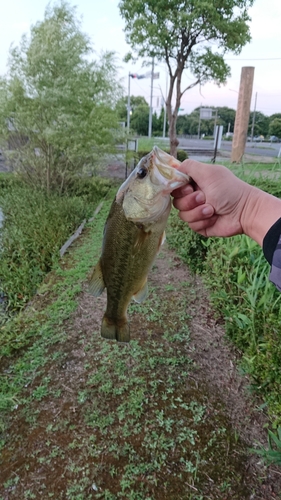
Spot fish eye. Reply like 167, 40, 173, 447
137, 167, 148, 179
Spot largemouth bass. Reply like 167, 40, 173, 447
88, 146, 190, 342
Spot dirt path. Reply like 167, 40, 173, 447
1, 231, 281, 499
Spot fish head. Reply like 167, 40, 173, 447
116, 146, 191, 224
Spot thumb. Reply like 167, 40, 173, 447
177, 159, 208, 182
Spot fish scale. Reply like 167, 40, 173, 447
101, 199, 168, 335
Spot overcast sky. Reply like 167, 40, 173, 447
1, 0, 281, 116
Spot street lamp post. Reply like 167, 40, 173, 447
148, 57, 155, 138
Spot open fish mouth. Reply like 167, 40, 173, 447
115, 146, 191, 220
152, 146, 190, 192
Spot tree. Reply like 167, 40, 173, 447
248, 111, 269, 137
130, 105, 150, 135
119, 0, 254, 156
269, 113, 281, 122
0, 1, 122, 194
215, 107, 236, 134
269, 119, 281, 139
116, 95, 163, 136
156, 106, 169, 137
116, 95, 149, 125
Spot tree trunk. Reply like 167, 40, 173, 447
169, 113, 179, 158
166, 65, 183, 158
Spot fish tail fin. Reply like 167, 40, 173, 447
101, 315, 130, 343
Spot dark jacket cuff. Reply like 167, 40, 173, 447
263, 217, 281, 265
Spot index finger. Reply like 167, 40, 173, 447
172, 183, 194, 199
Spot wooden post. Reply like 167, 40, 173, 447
231, 67, 255, 163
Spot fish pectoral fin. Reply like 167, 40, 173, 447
87, 260, 105, 297
133, 280, 148, 304
132, 227, 151, 255
159, 230, 166, 249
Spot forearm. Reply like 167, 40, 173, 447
241, 185, 281, 247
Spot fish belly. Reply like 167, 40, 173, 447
100, 199, 168, 342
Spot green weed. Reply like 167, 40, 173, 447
0, 175, 112, 315
253, 427, 281, 466
167, 166, 281, 422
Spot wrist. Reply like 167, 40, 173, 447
241, 185, 281, 247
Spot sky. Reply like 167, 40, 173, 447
0, 0, 281, 117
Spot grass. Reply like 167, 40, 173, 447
1, 161, 281, 495
0, 176, 112, 314
137, 137, 169, 151
0, 189, 269, 499
168, 163, 281, 425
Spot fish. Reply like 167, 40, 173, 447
88, 146, 191, 342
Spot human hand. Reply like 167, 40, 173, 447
172, 159, 253, 238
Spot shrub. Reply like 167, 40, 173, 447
176, 149, 188, 162
0, 173, 21, 191
66, 176, 112, 202
167, 172, 281, 422
0, 184, 104, 312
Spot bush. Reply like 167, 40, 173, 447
203, 235, 281, 420
0, 173, 21, 191
176, 149, 188, 162
0, 182, 106, 312
67, 176, 112, 202
167, 173, 281, 422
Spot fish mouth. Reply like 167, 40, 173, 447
152, 146, 190, 192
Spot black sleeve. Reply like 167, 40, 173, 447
262, 217, 281, 265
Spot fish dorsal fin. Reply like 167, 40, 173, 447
88, 260, 105, 297
133, 280, 148, 303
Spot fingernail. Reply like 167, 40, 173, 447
195, 192, 205, 203
181, 185, 193, 195
202, 205, 213, 216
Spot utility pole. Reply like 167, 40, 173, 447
250, 92, 258, 142
158, 75, 167, 138
213, 109, 218, 134
163, 72, 168, 138
148, 57, 154, 138
231, 66, 255, 163
198, 105, 202, 139
127, 73, 131, 133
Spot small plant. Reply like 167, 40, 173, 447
252, 427, 281, 465
167, 207, 207, 272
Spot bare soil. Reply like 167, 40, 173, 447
1, 243, 281, 499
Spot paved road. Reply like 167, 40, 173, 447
0, 140, 280, 174
178, 137, 281, 158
